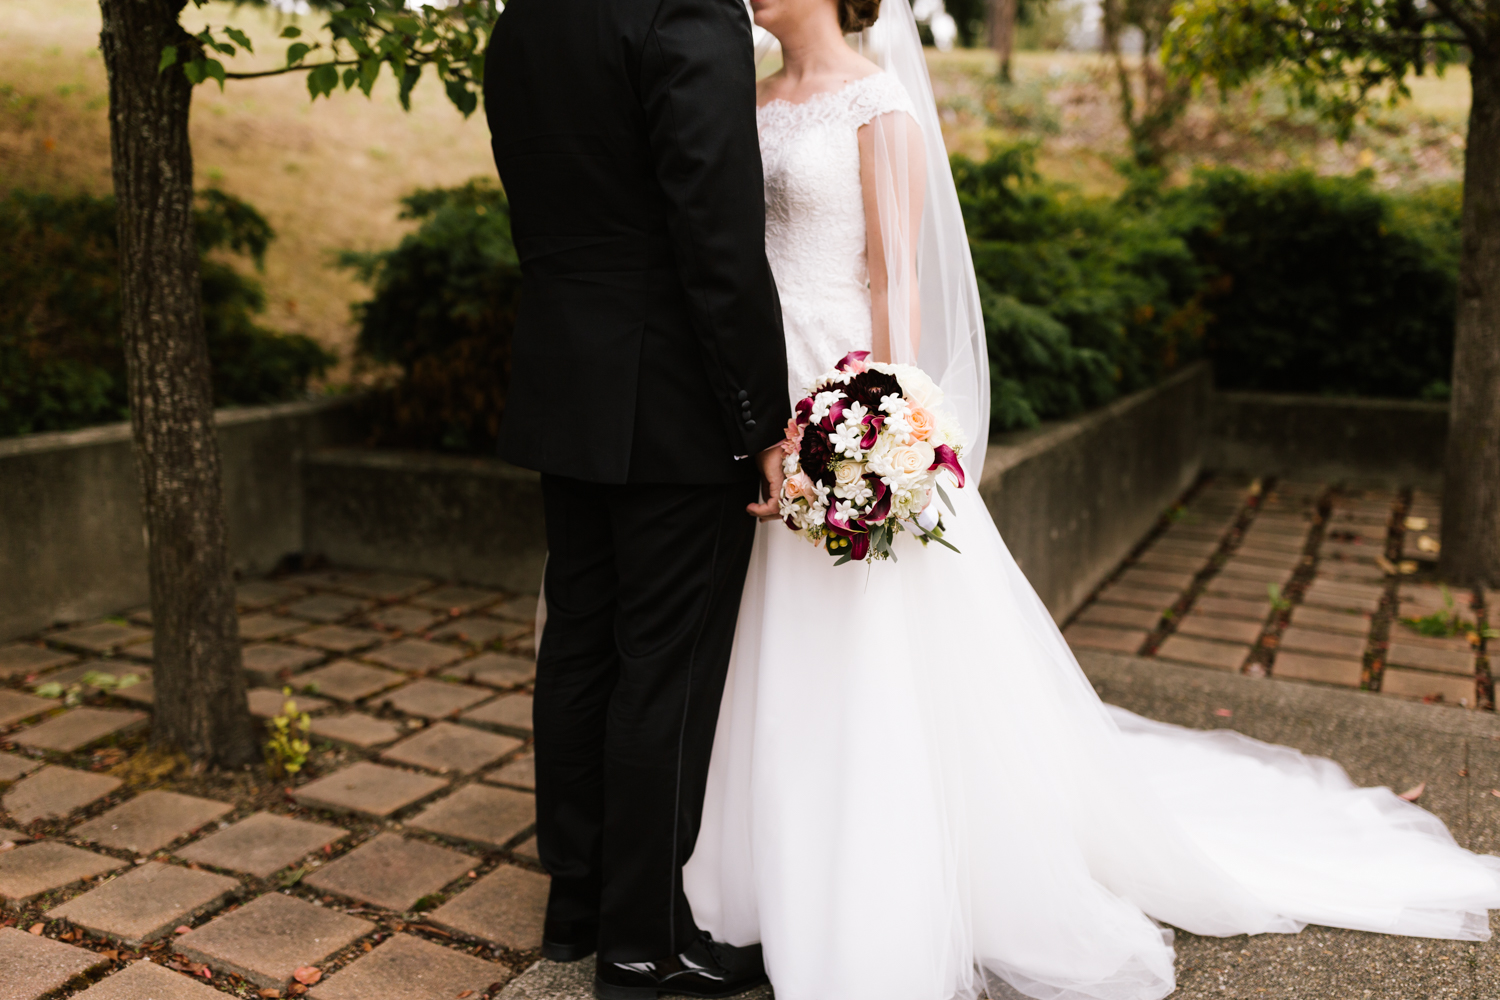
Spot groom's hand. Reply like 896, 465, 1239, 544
746, 446, 785, 521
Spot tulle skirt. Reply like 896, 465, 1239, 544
682, 480, 1500, 1000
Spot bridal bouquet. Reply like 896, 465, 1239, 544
778, 351, 965, 564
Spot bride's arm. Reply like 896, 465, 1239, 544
859, 110, 926, 364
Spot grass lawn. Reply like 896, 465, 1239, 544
0, 0, 1474, 374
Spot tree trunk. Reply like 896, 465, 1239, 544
989, 0, 1016, 83
98, 0, 259, 766
1439, 52, 1500, 588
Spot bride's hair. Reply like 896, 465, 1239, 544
838, 0, 881, 32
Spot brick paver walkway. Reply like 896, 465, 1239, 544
1065, 478, 1494, 709
0, 571, 541, 998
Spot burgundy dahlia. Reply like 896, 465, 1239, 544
799, 426, 834, 484
845, 370, 902, 412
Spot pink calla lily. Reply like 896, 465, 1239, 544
929, 444, 966, 488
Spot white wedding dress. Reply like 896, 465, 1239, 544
681, 70, 1500, 1000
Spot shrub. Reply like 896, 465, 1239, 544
0, 189, 335, 438
953, 144, 1211, 431
1170, 169, 1458, 400
339, 178, 521, 453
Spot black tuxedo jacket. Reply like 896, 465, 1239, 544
484, 0, 791, 484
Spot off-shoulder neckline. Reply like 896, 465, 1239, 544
755, 70, 887, 114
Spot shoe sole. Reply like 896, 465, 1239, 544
593, 975, 768, 1000
543, 940, 596, 963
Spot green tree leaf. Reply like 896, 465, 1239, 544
223, 27, 253, 54
307, 62, 338, 100
158, 44, 177, 73
280, 25, 302, 39
286, 42, 312, 66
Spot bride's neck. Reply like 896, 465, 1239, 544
773, 17, 852, 84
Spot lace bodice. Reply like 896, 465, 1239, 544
758, 72, 916, 400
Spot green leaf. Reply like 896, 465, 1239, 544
307, 62, 338, 100
342, 67, 358, 91
280, 25, 302, 38
445, 78, 478, 117
397, 63, 422, 110
158, 45, 178, 73
33, 682, 65, 699
935, 481, 956, 516
224, 27, 253, 54
358, 56, 381, 96
183, 59, 206, 85
286, 42, 311, 66
203, 58, 226, 91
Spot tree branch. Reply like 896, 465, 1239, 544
1425, 0, 1486, 49
222, 59, 359, 80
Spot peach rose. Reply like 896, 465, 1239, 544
783, 472, 814, 501
907, 406, 935, 441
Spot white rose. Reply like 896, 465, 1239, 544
890, 441, 935, 478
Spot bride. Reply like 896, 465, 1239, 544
681, 0, 1500, 998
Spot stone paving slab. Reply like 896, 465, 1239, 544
0, 688, 61, 727
1156, 635, 1249, 672
247, 688, 331, 719
1093, 584, 1180, 612
461, 693, 534, 734
1144, 537, 1221, 558
52, 622, 152, 654
177, 811, 348, 878
72, 790, 233, 854
1215, 559, 1292, 582
175, 891, 374, 990
305, 832, 473, 911
0, 925, 110, 1000
0, 841, 124, 908
1063, 624, 1145, 654
428, 863, 548, 950
333, 571, 434, 601
1076, 604, 1161, 630
309, 712, 402, 748
0, 751, 41, 782
1388, 642, 1475, 676
430, 616, 529, 647
47, 861, 237, 944
365, 605, 444, 633
1174, 613, 1263, 645
511, 835, 540, 862
72, 959, 226, 1000
1132, 550, 1204, 573
237, 613, 307, 641
1381, 668, 1476, 706
493, 595, 540, 623
363, 638, 464, 673
295, 625, 384, 654
4, 765, 122, 824
309, 932, 509, 1000
297, 660, 405, 702
1289, 605, 1372, 636
378, 679, 492, 719
13, 706, 148, 752
485, 751, 535, 791
1302, 586, 1383, 614
1118, 567, 1195, 591
1236, 530, 1305, 552
237, 580, 306, 610
411, 784, 535, 850
242, 643, 324, 686
1273, 651, 1363, 687
1388, 624, 1474, 653
443, 652, 537, 689
1191, 595, 1271, 621
0, 643, 76, 678
286, 593, 374, 623
382, 721, 523, 775
1279, 626, 1368, 659
412, 585, 502, 614
1318, 560, 1388, 584
1201, 574, 1278, 601
293, 761, 448, 819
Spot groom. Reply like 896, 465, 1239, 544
484, 0, 789, 996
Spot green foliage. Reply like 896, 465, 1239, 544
265, 687, 312, 779
339, 179, 521, 452
953, 144, 1210, 431
34, 670, 142, 707
1167, 168, 1458, 398
0, 189, 335, 438
179, 1, 499, 115
1166, 1, 1472, 138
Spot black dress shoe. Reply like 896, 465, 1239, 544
594, 934, 768, 1000
543, 917, 598, 962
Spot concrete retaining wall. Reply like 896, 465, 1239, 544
0, 398, 363, 642
302, 449, 547, 594
979, 362, 1213, 621
1207, 390, 1449, 490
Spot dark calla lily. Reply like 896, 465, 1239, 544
837, 350, 872, 372
930, 444, 965, 488
859, 415, 884, 450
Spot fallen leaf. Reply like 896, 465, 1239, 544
1459, 769, 1469, 778
288, 986, 307, 997
457, 992, 475, 999
100, 949, 119, 960
28, 923, 43, 935
1490, 789, 1500, 798
0, 841, 15, 853
1374, 555, 1397, 576
1404, 516, 1429, 531
467, 870, 477, 878
1214, 708, 1232, 718
175, 925, 191, 934
1399, 782, 1426, 802
293, 966, 323, 985
258, 991, 283, 999
1417, 535, 1440, 554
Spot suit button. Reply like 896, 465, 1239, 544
745, 419, 756, 429
741, 400, 753, 411
737, 390, 749, 402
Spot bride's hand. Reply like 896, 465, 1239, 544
747, 446, 786, 521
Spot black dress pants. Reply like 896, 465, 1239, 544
534, 473, 758, 963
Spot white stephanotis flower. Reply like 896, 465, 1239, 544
829, 420, 865, 459
804, 504, 826, 527
810, 389, 846, 423
833, 499, 860, 524
782, 452, 799, 476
